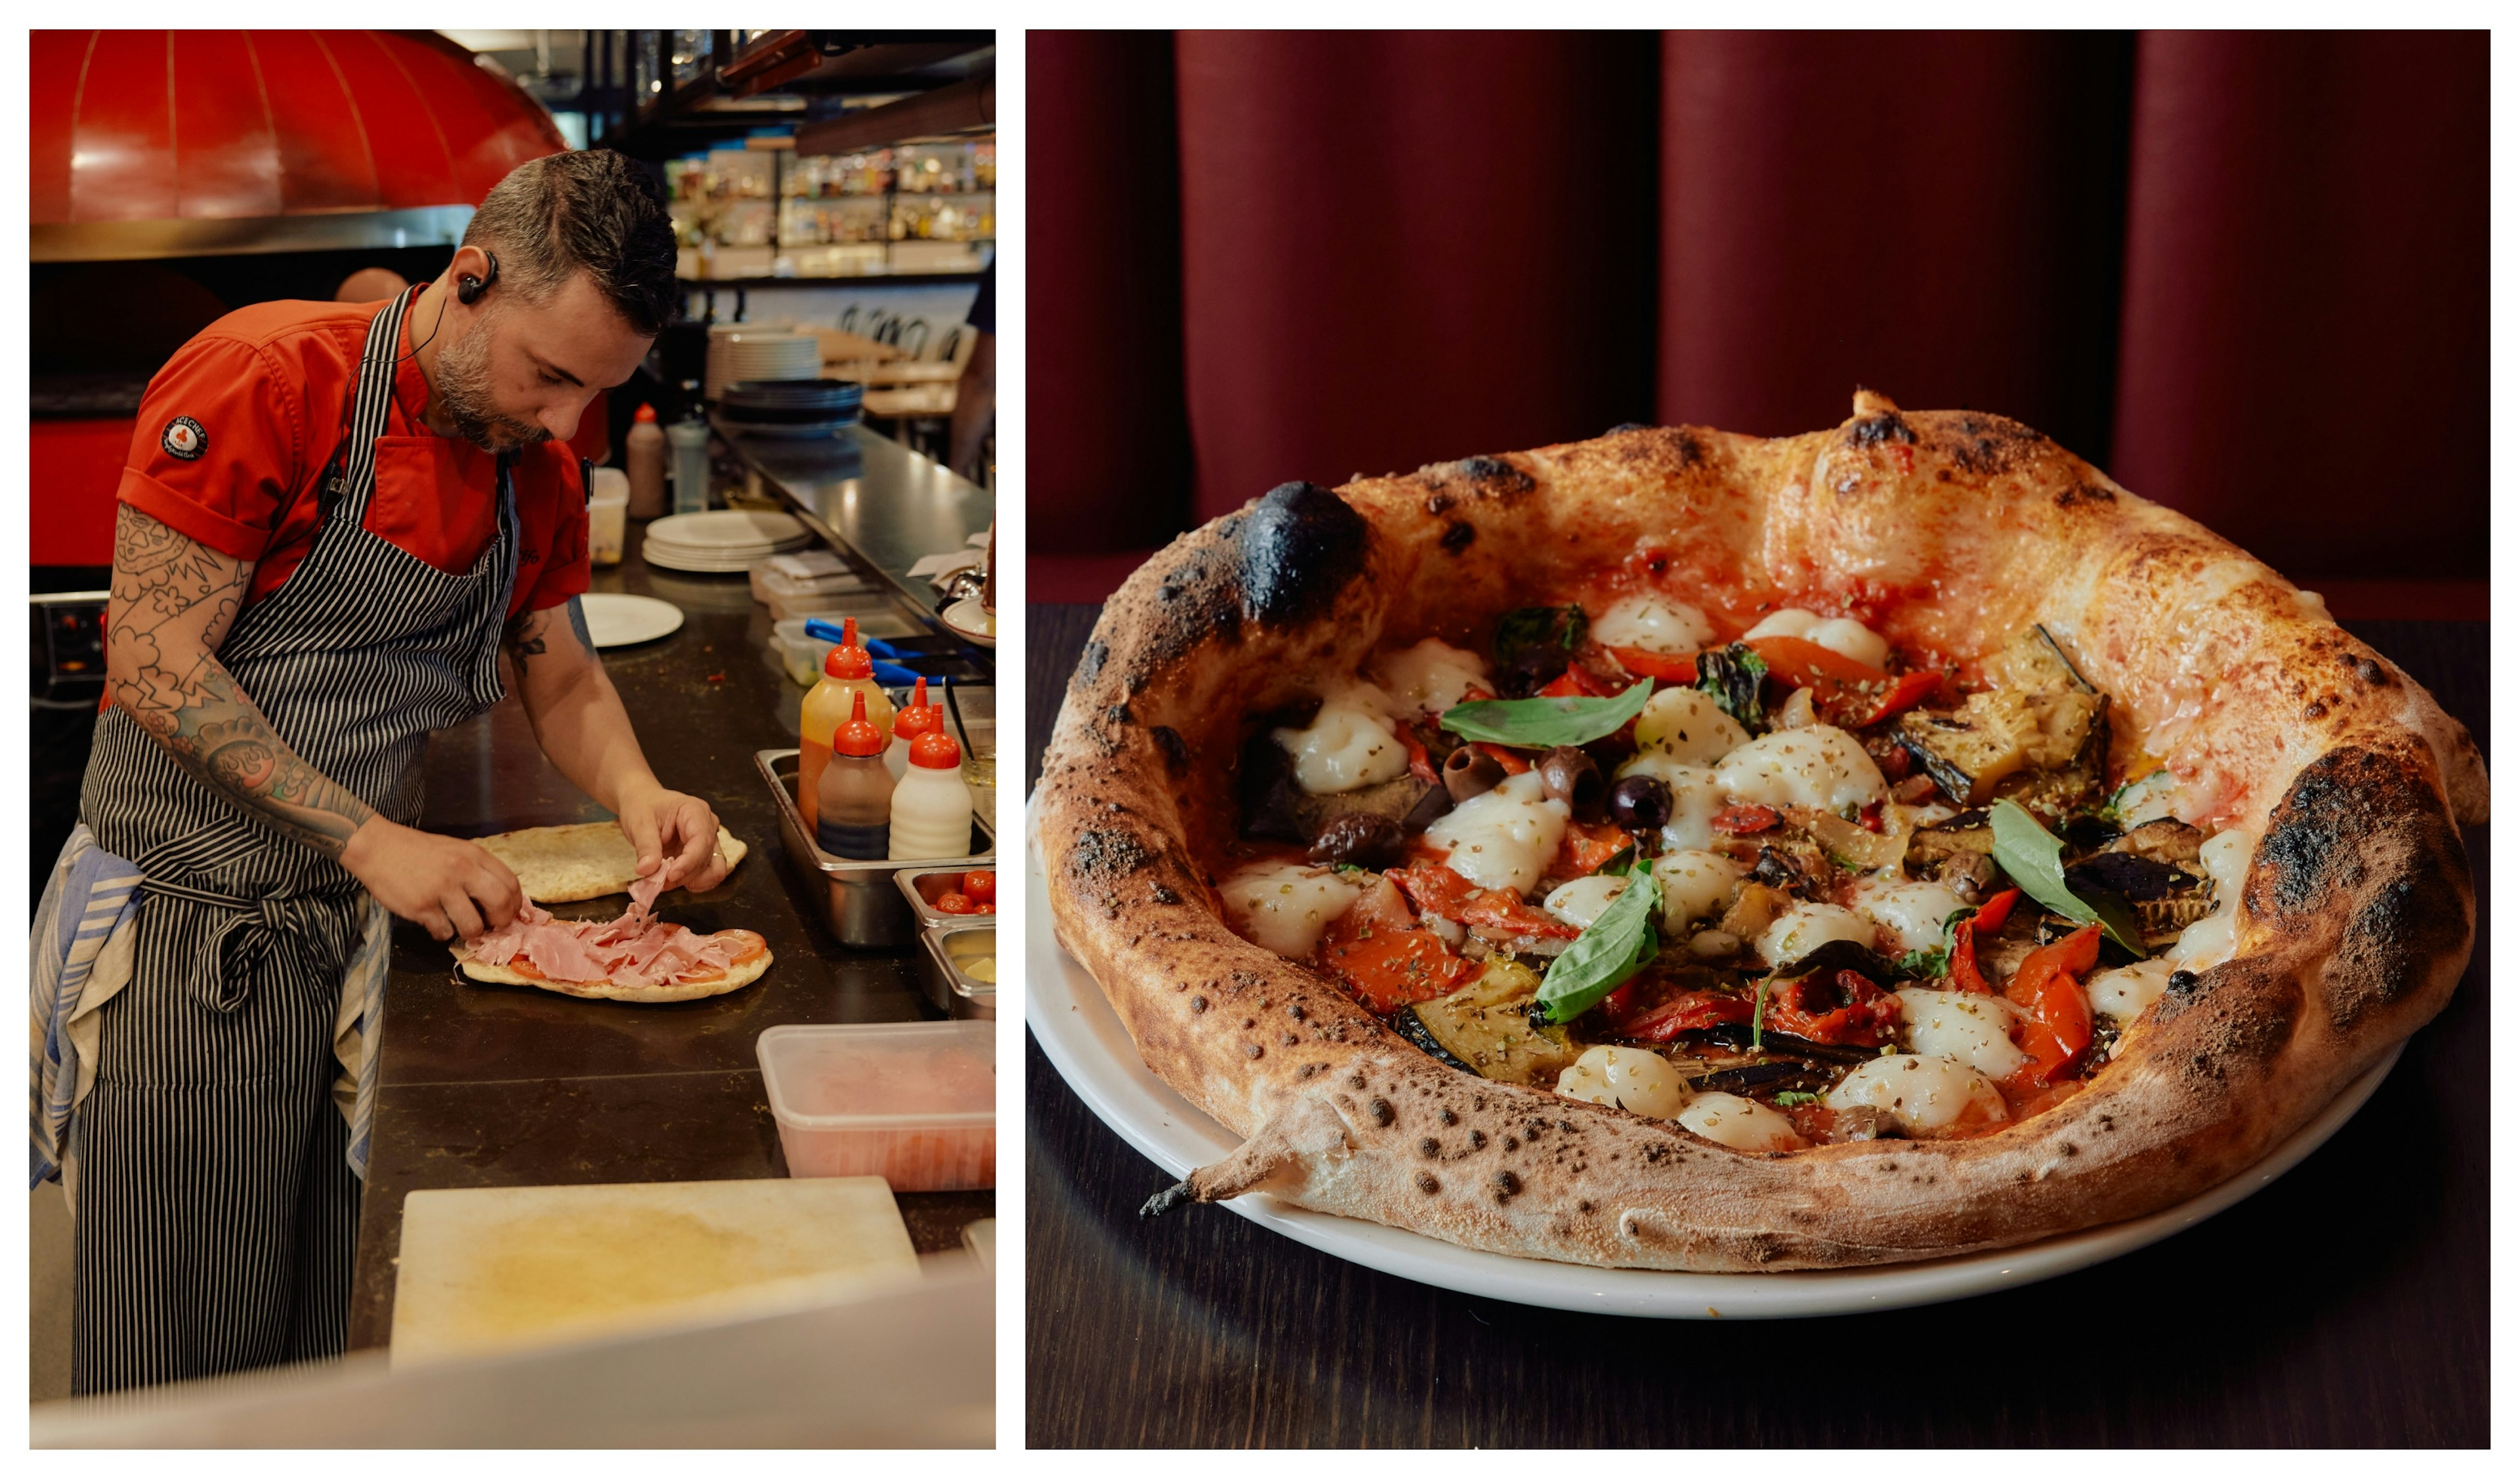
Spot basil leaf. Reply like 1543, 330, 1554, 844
1598, 843, 1640, 877
1538, 869, 1662, 1024
1988, 799, 2145, 954
1694, 642, 1769, 735
1895, 946, 1947, 979
1493, 604, 1588, 674
1438, 679, 1653, 749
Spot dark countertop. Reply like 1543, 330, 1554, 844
1023, 603, 2489, 1447
343, 470, 995, 1354
721, 422, 992, 619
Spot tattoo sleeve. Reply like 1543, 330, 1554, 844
107, 504, 378, 857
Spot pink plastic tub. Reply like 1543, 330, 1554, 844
756, 1022, 995, 1190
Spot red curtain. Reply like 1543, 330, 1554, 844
1028, 31, 2487, 611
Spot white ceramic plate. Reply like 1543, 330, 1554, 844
1024, 829, 2400, 1319
577, 593, 684, 648
646, 510, 809, 550
641, 543, 789, 575
938, 597, 997, 649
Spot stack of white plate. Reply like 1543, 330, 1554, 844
705, 330, 822, 400
642, 510, 815, 573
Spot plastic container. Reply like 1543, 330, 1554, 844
916, 921, 997, 1019
765, 588, 893, 625
587, 469, 630, 566
625, 405, 667, 518
751, 561, 877, 608
667, 417, 712, 514
756, 1022, 994, 1190
885, 677, 942, 780
814, 691, 894, 860
770, 615, 916, 687
798, 618, 896, 836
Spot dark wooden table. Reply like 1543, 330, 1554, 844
1024, 602, 2489, 1447
342, 519, 994, 1351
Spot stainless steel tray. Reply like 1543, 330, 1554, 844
916, 920, 998, 1020
893, 864, 1000, 930
754, 749, 994, 949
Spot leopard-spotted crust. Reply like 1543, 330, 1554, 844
1034, 392, 2485, 1272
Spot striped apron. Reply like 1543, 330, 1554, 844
70, 288, 521, 1395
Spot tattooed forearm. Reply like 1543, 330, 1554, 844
107, 504, 377, 857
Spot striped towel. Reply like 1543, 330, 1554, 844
32, 825, 393, 1197
28, 825, 142, 1193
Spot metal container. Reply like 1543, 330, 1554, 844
915, 921, 998, 1020
755, 749, 992, 949
893, 865, 999, 930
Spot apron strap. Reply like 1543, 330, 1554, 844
140, 877, 368, 1016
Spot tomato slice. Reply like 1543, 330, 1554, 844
1318, 881, 1479, 1010
1763, 970, 1900, 1047
1552, 820, 1628, 879
1712, 804, 1782, 835
1612, 987, 1755, 1042
1391, 864, 1575, 939
1746, 635, 1889, 689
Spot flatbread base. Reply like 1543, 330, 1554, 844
456, 944, 773, 1004
472, 822, 749, 904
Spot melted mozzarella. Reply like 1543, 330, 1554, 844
1744, 608, 1820, 640
1675, 1092, 1810, 1152
1591, 593, 1715, 656
1219, 862, 1361, 959
1714, 725, 1888, 812
1272, 682, 1408, 793
1758, 902, 1876, 966
1653, 850, 1745, 936
1544, 874, 1632, 930
1805, 617, 1888, 668
1373, 638, 1488, 717
1826, 1054, 2009, 1136
1633, 686, 1750, 765
1854, 880, 1968, 951
1613, 753, 1726, 852
2087, 957, 2174, 1022
1557, 1045, 1687, 1119
1895, 988, 2031, 1079
1422, 770, 1568, 894
2168, 826, 2256, 970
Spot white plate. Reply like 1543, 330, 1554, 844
1024, 829, 2401, 1319
576, 593, 684, 648
646, 510, 809, 551
641, 542, 784, 575
938, 597, 997, 649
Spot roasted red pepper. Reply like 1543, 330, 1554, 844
1397, 724, 1439, 785
1762, 970, 1900, 1047
1858, 669, 1944, 726
1390, 864, 1576, 940
1969, 888, 2021, 936
1318, 881, 1479, 1010
1712, 804, 1782, 835
1475, 741, 1531, 776
1946, 921, 1993, 993
1746, 635, 1889, 690
2006, 923, 2099, 1085
1605, 645, 1698, 684
2006, 924, 2101, 1009
1552, 820, 1629, 879
1612, 988, 1755, 1042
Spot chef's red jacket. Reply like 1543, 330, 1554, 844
116, 289, 591, 620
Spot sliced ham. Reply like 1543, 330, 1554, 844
463, 885, 752, 988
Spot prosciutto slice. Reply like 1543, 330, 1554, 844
463, 876, 749, 988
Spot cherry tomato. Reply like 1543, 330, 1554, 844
974, 902, 996, 915
935, 892, 976, 915
961, 870, 997, 904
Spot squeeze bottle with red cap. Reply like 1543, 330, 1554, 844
797, 617, 896, 835
625, 404, 667, 518
814, 692, 894, 860
887, 732, 974, 860
885, 677, 944, 780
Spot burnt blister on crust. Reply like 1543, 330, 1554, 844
1069, 828, 1156, 882
1414, 455, 1536, 499
1848, 410, 1917, 447
1236, 481, 1370, 627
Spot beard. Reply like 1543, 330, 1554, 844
433, 307, 552, 453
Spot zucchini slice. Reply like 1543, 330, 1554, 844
1400, 959, 1582, 1086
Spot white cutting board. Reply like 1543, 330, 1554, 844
390, 1177, 919, 1367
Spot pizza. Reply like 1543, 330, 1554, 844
453, 877, 773, 1005
1034, 391, 2487, 1272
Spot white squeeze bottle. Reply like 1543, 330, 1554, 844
885, 676, 944, 780
887, 731, 975, 860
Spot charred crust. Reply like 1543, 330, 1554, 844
1416, 455, 1536, 499
1849, 411, 1917, 447
1104, 703, 1131, 726
1416, 1171, 1440, 1194
1367, 1097, 1395, 1127
1493, 1170, 1523, 1203
1605, 422, 1650, 435
1424, 492, 1454, 515
1150, 885, 1179, 905
2256, 746, 2458, 922
1070, 829, 1154, 881
1419, 1137, 1440, 1159
1141, 1181, 1196, 1217
2055, 481, 2114, 507
1151, 726, 1190, 773
1440, 520, 1476, 553
1074, 638, 1108, 686
1237, 481, 1369, 627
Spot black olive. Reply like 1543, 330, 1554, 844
1400, 783, 1454, 834
1500, 645, 1569, 698
1308, 812, 1405, 869
1442, 746, 1505, 804
1605, 774, 1671, 834
1537, 746, 1604, 820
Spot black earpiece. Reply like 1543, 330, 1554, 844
457, 250, 500, 306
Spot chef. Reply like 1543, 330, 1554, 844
32, 150, 730, 1394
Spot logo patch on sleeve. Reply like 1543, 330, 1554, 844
161, 417, 208, 461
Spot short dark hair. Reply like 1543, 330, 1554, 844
463, 150, 679, 336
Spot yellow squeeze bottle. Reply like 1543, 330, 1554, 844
798, 617, 896, 837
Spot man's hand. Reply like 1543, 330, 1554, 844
341, 817, 525, 942
615, 779, 730, 894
